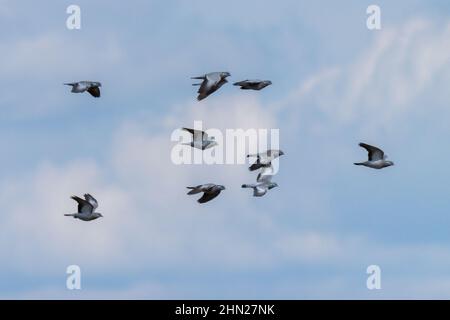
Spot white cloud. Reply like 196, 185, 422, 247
281, 19, 450, 137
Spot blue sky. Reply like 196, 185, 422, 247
1, 0, 450, 299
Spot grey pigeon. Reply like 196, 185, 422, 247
354, 143, 394, 169
242, 174, 278, 197
64, 193, 103, 221
181, 128, 218, 150
186, 184, 225, 203
191, 72, 230, 101
64, 81, 102, 98
247, 149, 284, 171
234, 79, 272, 90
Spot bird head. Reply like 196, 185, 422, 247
278, 150, 285, 156
386, 161, 394, 167
263, 80, 273, 86
218, 185, 226, 190
221, 72, 231, 79
95, 213, 104, 218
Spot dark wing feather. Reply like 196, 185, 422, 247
87, 86, 101, 97
84, 193, 98, 210
182, 128, 196, 135
196, 78, 211, 101
71, 196, 93, 213
198, 190, 221, 203
359, 143, 384, 161
182, 128, 207, 140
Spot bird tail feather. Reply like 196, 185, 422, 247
187, 187, 202, 195
354, 162, 364, 166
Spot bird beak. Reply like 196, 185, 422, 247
279, 151, 285, 156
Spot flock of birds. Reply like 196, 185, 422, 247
63, 72, 394, 221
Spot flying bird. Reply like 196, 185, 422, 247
64, 193, 103, 221
354, 143, 394, 169
186, 184, 225, 204
247, 149, 284, 171
233, 79, 272, 90
242, 174, 278, 197
181, 128, 218, 150
64, 81, 102, 98
191, 72, 230, 101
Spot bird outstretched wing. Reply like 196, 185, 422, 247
359, 143, 384, 161
198, 190, 221, 203
182, 128, 208, 141
87, 86, 101, 97
71, 196, 93, 214
196, 78, 214, 101
84, 194, 98, 210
